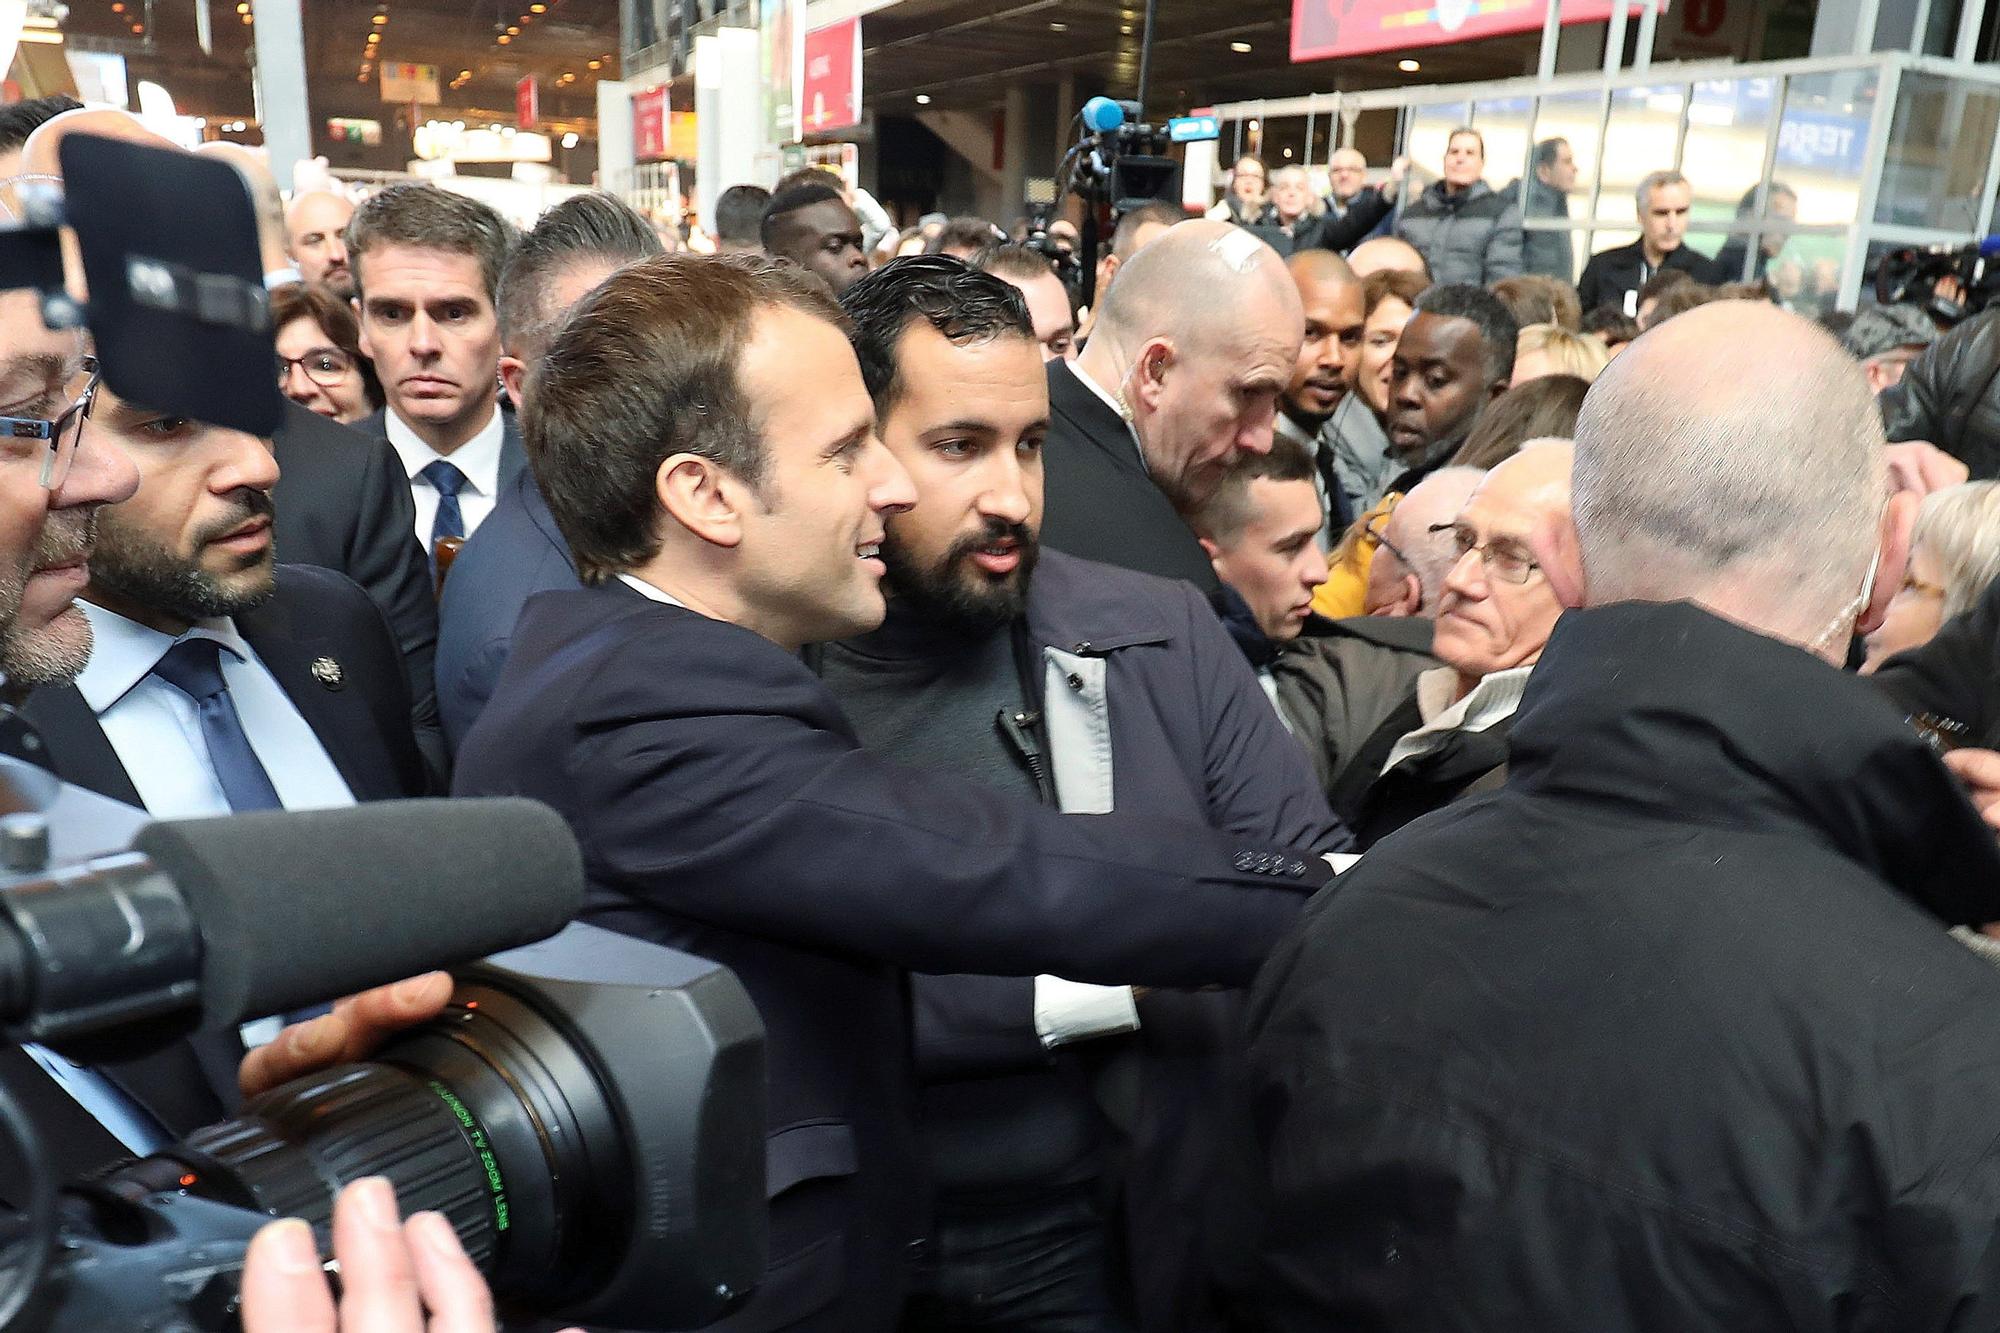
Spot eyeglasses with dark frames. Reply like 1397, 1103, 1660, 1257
277, 346, 359, 390
0, 355, 99, 490
1364, 508, 1412, 569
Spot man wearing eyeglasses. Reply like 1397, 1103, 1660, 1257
1325, 441, 1574, 847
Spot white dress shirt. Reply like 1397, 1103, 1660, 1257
384, 402, 506, 548
73, 603, 356, 820
1381, 664, 1535, 776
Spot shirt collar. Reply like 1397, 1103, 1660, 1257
1062, 359, 1147, 472
72, 601, 250, 716
614, 573, 687, 609
384, 400, 505, 495
1384, 663, 1535, 774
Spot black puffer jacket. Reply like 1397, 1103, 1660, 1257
1879, 306, 2000, 477
1393, 180, 1523, 286
1248, 601, 2000, 1331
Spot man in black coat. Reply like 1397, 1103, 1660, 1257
455, 255, 1336, 1332
1575, 169, 1716, 316
1879, 306, 2000, 479
1245, 301, 2000, 1329
1041, 220, 1304, 593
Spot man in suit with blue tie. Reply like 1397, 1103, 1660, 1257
14, 378, 432, 815
345, 184, 522, 564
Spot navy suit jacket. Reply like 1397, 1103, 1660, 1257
452, 582, 1332, 1331
434, 466, 579, 752
10, 565, 434, 807
1039, 361, 1221, 593
270, 402, 437, 720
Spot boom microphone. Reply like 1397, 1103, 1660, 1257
0, 798, 583, 1050
1082, 96, 1126, 133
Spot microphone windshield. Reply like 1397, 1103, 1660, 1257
132, 799, 583, 1030
1082, 96, 1126, 134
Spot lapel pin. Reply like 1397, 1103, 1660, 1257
309, 656, 345, 691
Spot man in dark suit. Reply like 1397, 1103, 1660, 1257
1043, 220, 1304, 592
454, 254, 1338, 1331
270, 399, 437, 721
20, 379, 431, 814
435, 193, 661, 750
346, 184, 520, 556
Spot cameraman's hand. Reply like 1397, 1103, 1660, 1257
239, 972, 454, 1099
1885, 440, 1968, 500
240, 1177, 528, 1333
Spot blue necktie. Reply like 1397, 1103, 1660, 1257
150, 638, 282, 813
423, 459, 468, 551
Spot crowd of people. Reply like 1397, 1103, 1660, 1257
9, 86, 2000, 1333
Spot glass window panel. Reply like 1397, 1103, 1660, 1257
1471, 95, 1535, 200
1404, 101, 1473, 183
1772, 69, 1877, 228
1766, 237, 1849, 317
1682, 76, 1780, 253
1528, 90, 1605, 284
1594, 83, 1686, 226
1877, 71, 2000, 231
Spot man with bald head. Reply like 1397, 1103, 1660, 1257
1361, 464, 1485, 618
286, 190, 356, 297
1278, 249, 1366, 541
1041, 219, 1303, 591
1347, 234, 1430, 280
1247, 301, 2000, 1328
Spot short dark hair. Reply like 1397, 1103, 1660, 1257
924, 216, 1004, 256
1111, 202, 1184, 259
1642, 280, 1718, 327
838, 255, 1034, 412
1581, 304, 1640, 344
760, 182, 846, 251
269, 281, 384, 411
772, 166, 837, 196
1490, 274, 1581, 333
1735, 181, 1798, 217
497, 191, 661, 362
1190, 433, 1318, 546
1414, 282, 1518, 384
1446, 126, 1485, 155
1451, 374, 1588, 469
0, 95, 81, 153
714, 184, 771, 247
1532, 137, 1569, 171
526, 253, 845, 583
1363, 267, 1431, 316
346, 183, 516, 302
1636, 266, 1693, 308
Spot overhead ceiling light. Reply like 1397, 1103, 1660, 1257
587, 58, 601, 69
1230, 40, 1252, 52
506, 25, 519, 33
1119, 24, 1131, 34
1048, 20, 1066, 30
112, 2, 124, 10
496, 33, 509, 42
530, 2, 546, 9
561, 131, 580, 147
367, 32, 380, 42
459, 68, 471, 77
915, 93, 931, 104
1398, 58, 1420, 71
371, 12, 386, 22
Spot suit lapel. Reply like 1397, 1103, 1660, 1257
236, 596, 398, 803
1047, 361, 1150, 480
14, 687, 142, 807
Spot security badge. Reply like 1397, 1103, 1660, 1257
309, 656, 345, 691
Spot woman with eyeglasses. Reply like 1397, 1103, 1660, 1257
270, 281, 382, 425
1861, 481, 2000, 674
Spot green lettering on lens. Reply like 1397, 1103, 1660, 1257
427, 1080, 511, 1233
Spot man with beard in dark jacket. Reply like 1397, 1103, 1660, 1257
1246, 299, 2000, 1330
1394, 128, 1523, 286
1879, 305, 2000, 478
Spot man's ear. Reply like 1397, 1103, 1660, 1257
1393, 572, 1423, 617
656, 454, 746, 550
1539, 516, 1588, 610
1133, 338, 1175, 412
498, 356, 527, 411
1858, 488, 1920, 634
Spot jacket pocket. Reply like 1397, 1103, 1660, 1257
765, 1118, 859, 1200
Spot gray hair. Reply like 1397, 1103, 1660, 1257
1572, 300, 1884, 634
1383, 465, 1487, 608
1270, 166, 1326, 219
1913, 481, 2000, 620
1634, 169, 1688, 215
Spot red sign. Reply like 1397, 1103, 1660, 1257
516, 75, 539, 130
1292, 0, 1660, 61
632, 84, 669, 160
800, 18, 861, 136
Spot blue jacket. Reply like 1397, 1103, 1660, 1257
434, 466, 579, 752
453, 580, 1338, 1330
